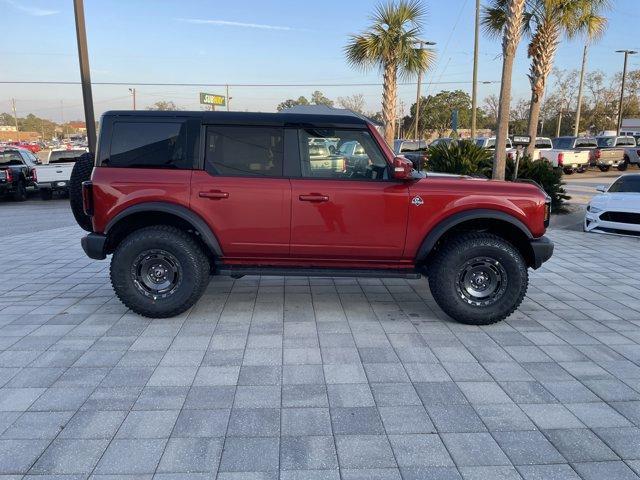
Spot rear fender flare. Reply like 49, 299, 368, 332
105, 201, 223, 256
415, 209, 533, 262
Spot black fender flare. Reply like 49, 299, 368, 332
105, 201, 223, 256
415, 209, 533, 262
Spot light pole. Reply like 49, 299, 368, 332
129, 88, 136, 110
471, 0, 480, 139
615, 49, 637, 135
72, 0, 97, 154
414, 40, 436, 140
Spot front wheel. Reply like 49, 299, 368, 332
110, 225, 210, 318
618, 158, 629, 171
428, 232, 528, 325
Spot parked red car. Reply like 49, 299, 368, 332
72, 111, 553, 324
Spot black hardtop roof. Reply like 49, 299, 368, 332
102, 110, 370, 128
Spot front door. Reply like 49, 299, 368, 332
290, 127, 409, 260
190, 125, 290, 258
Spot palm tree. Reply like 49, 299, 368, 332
345, 0, 434, 144
486, 0, 608, 157
483, 0, 527, 180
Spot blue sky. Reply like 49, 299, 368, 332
2, 0, 640, 122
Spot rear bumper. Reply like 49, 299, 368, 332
81, 233, 107, 260
530, 236, 554, 269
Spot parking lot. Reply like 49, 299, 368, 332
1, 198, 640, 479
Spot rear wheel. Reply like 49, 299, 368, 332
69, 152, 94, 232
563, 168, 574, 175
618, 157, 629, 171
13, 181, 27, 201
598, 165, 610, 172
428, 232, 528, 325
110, 225, 210, 318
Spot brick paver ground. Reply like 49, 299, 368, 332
1, 223, 640, 479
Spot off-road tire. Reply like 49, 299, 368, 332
110, 225, 210, 318
69, 152, 94, 232
428, 232, 528, 325
598, 165, 610, 172
40, 189, 53, 201
13, 180, 27, 201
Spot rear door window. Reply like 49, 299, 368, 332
205, 125, 284, 177
108, 121, 188, 168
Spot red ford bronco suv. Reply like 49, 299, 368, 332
72, 111, 553, 325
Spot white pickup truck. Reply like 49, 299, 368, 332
35, 148, 87, 200
539, 136, 597, 174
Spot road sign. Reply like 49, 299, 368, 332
199, 92, 226, 107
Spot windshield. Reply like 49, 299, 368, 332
48, 150, 85, 163
608, 175, 640, 193
597, 137, 616, 148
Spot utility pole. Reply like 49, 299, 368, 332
226, 84, 230, 112
414, 40, 436, 140
129, 88, 136, 110
11, 98, 19, 142
61, 100, 65, 139
73, 0, 97, 154
615, 49, 637, 135
556, 101, 563, 138
573, 44, 588, 137
471, 0, 480, 139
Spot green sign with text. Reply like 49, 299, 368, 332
199, 92, 226, 107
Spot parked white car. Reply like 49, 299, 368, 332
585, 174, 640, 235
36, 148, 87, 200
540, 137, 597, 173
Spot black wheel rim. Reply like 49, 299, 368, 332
456, 256, 508, 307
131, 249, 182, 299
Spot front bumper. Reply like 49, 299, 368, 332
81, 233, 107, 260
585, 212, 640, 234
530, 236, 554, 269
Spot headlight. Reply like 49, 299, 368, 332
587, 205, 603, 214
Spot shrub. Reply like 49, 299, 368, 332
426, 143, 569, 211
426, 141, 492, 176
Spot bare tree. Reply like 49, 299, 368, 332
337, 94, 366, 114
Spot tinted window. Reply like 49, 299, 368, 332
205, 126, 283, 177
608, 176, 640, 193
575, 138, 597, 148
109, 122, 187, 168
49, 150, 86, 163
299, 129, 388, 180
597, 137, 615, 148
0, 151, 24, 166
535, 139, 552, 148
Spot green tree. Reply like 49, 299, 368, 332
311, 91, 334, 107
483, 0, 527, 180
276, 96, 310, 111
345, 0, 435, 144
410, 90, 472, 137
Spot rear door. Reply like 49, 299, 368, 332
289, 127, 409, 260
190, 124, 291, 258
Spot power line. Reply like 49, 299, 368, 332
0, 80, 498, 87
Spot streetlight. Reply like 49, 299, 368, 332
128, 88, 136, 110
414, 40, 436, 140
615, 49, 637, 135
471, 0, 480, 140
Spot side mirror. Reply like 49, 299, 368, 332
596, 185, 606, 193
392, 156, 413, 180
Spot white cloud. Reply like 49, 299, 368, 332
177, 18, 294, 31
3, 0, 59, 16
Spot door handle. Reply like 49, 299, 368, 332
299, 194, 329, 202
199, 190, 229, 200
